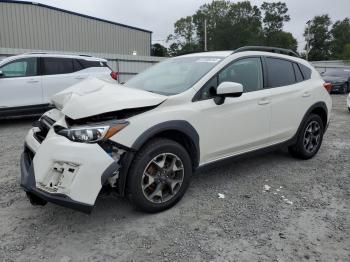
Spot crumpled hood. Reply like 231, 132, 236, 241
322, 76, 347, 84
51, 77, 167, 120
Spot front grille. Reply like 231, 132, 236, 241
33, 116, 55, 143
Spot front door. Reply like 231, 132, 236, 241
193, 57, 271, 164
41, 57, 81, 103
0, 57, 42, 108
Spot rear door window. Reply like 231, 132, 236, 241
42, 58, 74, 75
266, 58, 296, 88
0, 58, 38, 78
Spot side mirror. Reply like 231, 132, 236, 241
0, 70, 3, 77
214, 82, 243, 105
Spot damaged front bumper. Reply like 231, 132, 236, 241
20, 146, 94, 213
20, 116, 124, 213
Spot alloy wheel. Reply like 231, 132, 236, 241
303, 120, 321, 154
141, 153, 184, 204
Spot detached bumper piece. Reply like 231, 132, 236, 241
20, 145, 94, 214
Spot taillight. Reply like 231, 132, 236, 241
323, 82, 332, 93
110, 71, 118, 81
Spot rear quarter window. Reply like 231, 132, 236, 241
293, 63, 304, 82
78, 60, 104, 68
266, 57, 296, 88
299, 64, 312, 80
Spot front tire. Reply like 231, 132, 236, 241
127, 138, 192, 213
289, 114, 324, 160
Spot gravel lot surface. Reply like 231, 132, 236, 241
0, 95, 349, 262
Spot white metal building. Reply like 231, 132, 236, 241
0, 0, 164, 82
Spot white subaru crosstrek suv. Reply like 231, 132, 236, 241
0, 53, 116, 118
20, 46, 332, 213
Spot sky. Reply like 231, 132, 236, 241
22, 0, 350, 52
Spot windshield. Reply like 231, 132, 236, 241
125, 56, 223, 95
322, 69, 350, 78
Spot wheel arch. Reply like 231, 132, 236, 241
292, 101, 328, 144
309, 105, 328, 129
131, 120, 200, 169
117, 121, 200, 196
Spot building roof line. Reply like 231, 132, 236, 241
0, 0, 153, 34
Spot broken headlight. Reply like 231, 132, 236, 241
56, 121, 128, 143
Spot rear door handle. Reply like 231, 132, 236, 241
27, 79, 39, 84
258, 98, 270, 106
75, 76, 85, 80
302, 92, 311, 98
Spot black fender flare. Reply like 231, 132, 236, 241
289, 101, 328, 145
117, 120, 200, 196
131, 120, 200, 152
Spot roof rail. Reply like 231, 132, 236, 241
22, 52, 93, 58
23, 52, 47, 55
234, 46, 300, 58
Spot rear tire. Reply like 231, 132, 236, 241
288, 114, 324, 160
127, 138, 192, 213
342, 85, 347, 94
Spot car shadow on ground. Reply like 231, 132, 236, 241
30, 147, 293, 224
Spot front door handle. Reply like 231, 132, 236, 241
258, 98, 270, 106
27, 79, 39, 84
302, 92, 311, 98
75, 76, 85, 80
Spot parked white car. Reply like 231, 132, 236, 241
20, 46, 332, 214
0, 53, 116, 117
347, 93, 350, 112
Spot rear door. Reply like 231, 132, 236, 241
41, 57, 80, 103
0, 57, 42, 108
76, 59, 112, 81
265, 57, 312, 142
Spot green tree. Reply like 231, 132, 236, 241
330, 18, 350, 59
167, 16, 196, 45
261, 2, 290, 34
264, 31, 297, 51
192, 0, 235, 51
170, 0, 263, 53
226, 1, 264, 49
261, 2, 297, 51
305, 15, 332, 61
166, 16, 200, 56
151, 43, 168, 57
167, 1, 297, 56
341, 43, 350, 60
